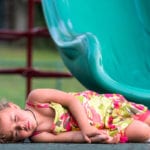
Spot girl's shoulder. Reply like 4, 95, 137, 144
25, 100, 50, 109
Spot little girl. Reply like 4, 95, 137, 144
0, 88, 150, 143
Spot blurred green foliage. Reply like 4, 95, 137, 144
0, 44, 86, 108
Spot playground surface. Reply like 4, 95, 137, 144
0, 143, 150, 150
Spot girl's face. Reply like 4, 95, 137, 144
0, 103, 37, 142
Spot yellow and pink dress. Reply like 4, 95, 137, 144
28, 90, 148, 143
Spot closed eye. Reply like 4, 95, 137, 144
12, 130, 18, 142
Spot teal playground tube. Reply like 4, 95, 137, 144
42, 0, 150, 107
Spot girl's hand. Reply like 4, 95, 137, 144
81, 126, 109, 143
90, 134, 120, 144
104, 134, 120, 144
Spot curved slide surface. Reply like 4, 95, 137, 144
42, 0, 150, 107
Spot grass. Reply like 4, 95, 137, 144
0, 42, 86, 108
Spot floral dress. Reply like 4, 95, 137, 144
49, 90, 148, 143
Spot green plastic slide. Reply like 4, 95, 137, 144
42, 0, 150, 107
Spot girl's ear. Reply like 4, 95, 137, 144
7, 102, 20, 109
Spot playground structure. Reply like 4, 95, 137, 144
0, 0, 72, 97
42, 0, 150, 108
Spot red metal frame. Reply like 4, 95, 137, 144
0, 0, 72, 97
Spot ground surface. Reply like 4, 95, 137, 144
0, 143, 150, 150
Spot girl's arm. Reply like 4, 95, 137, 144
26, 88, 107, 142
31, 131, 109, 143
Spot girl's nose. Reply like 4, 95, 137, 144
15, 122, 26, 130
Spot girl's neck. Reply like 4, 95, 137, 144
25, 109, 38, 129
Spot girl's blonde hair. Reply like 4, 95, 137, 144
0, 98, 10, 143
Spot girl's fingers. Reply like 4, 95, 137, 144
105, 135, 120, 144
90, 134, 109, 143
83, 135, 91, 143
90, 134, 120, 144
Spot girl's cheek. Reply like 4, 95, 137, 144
19, 131, 29, 139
